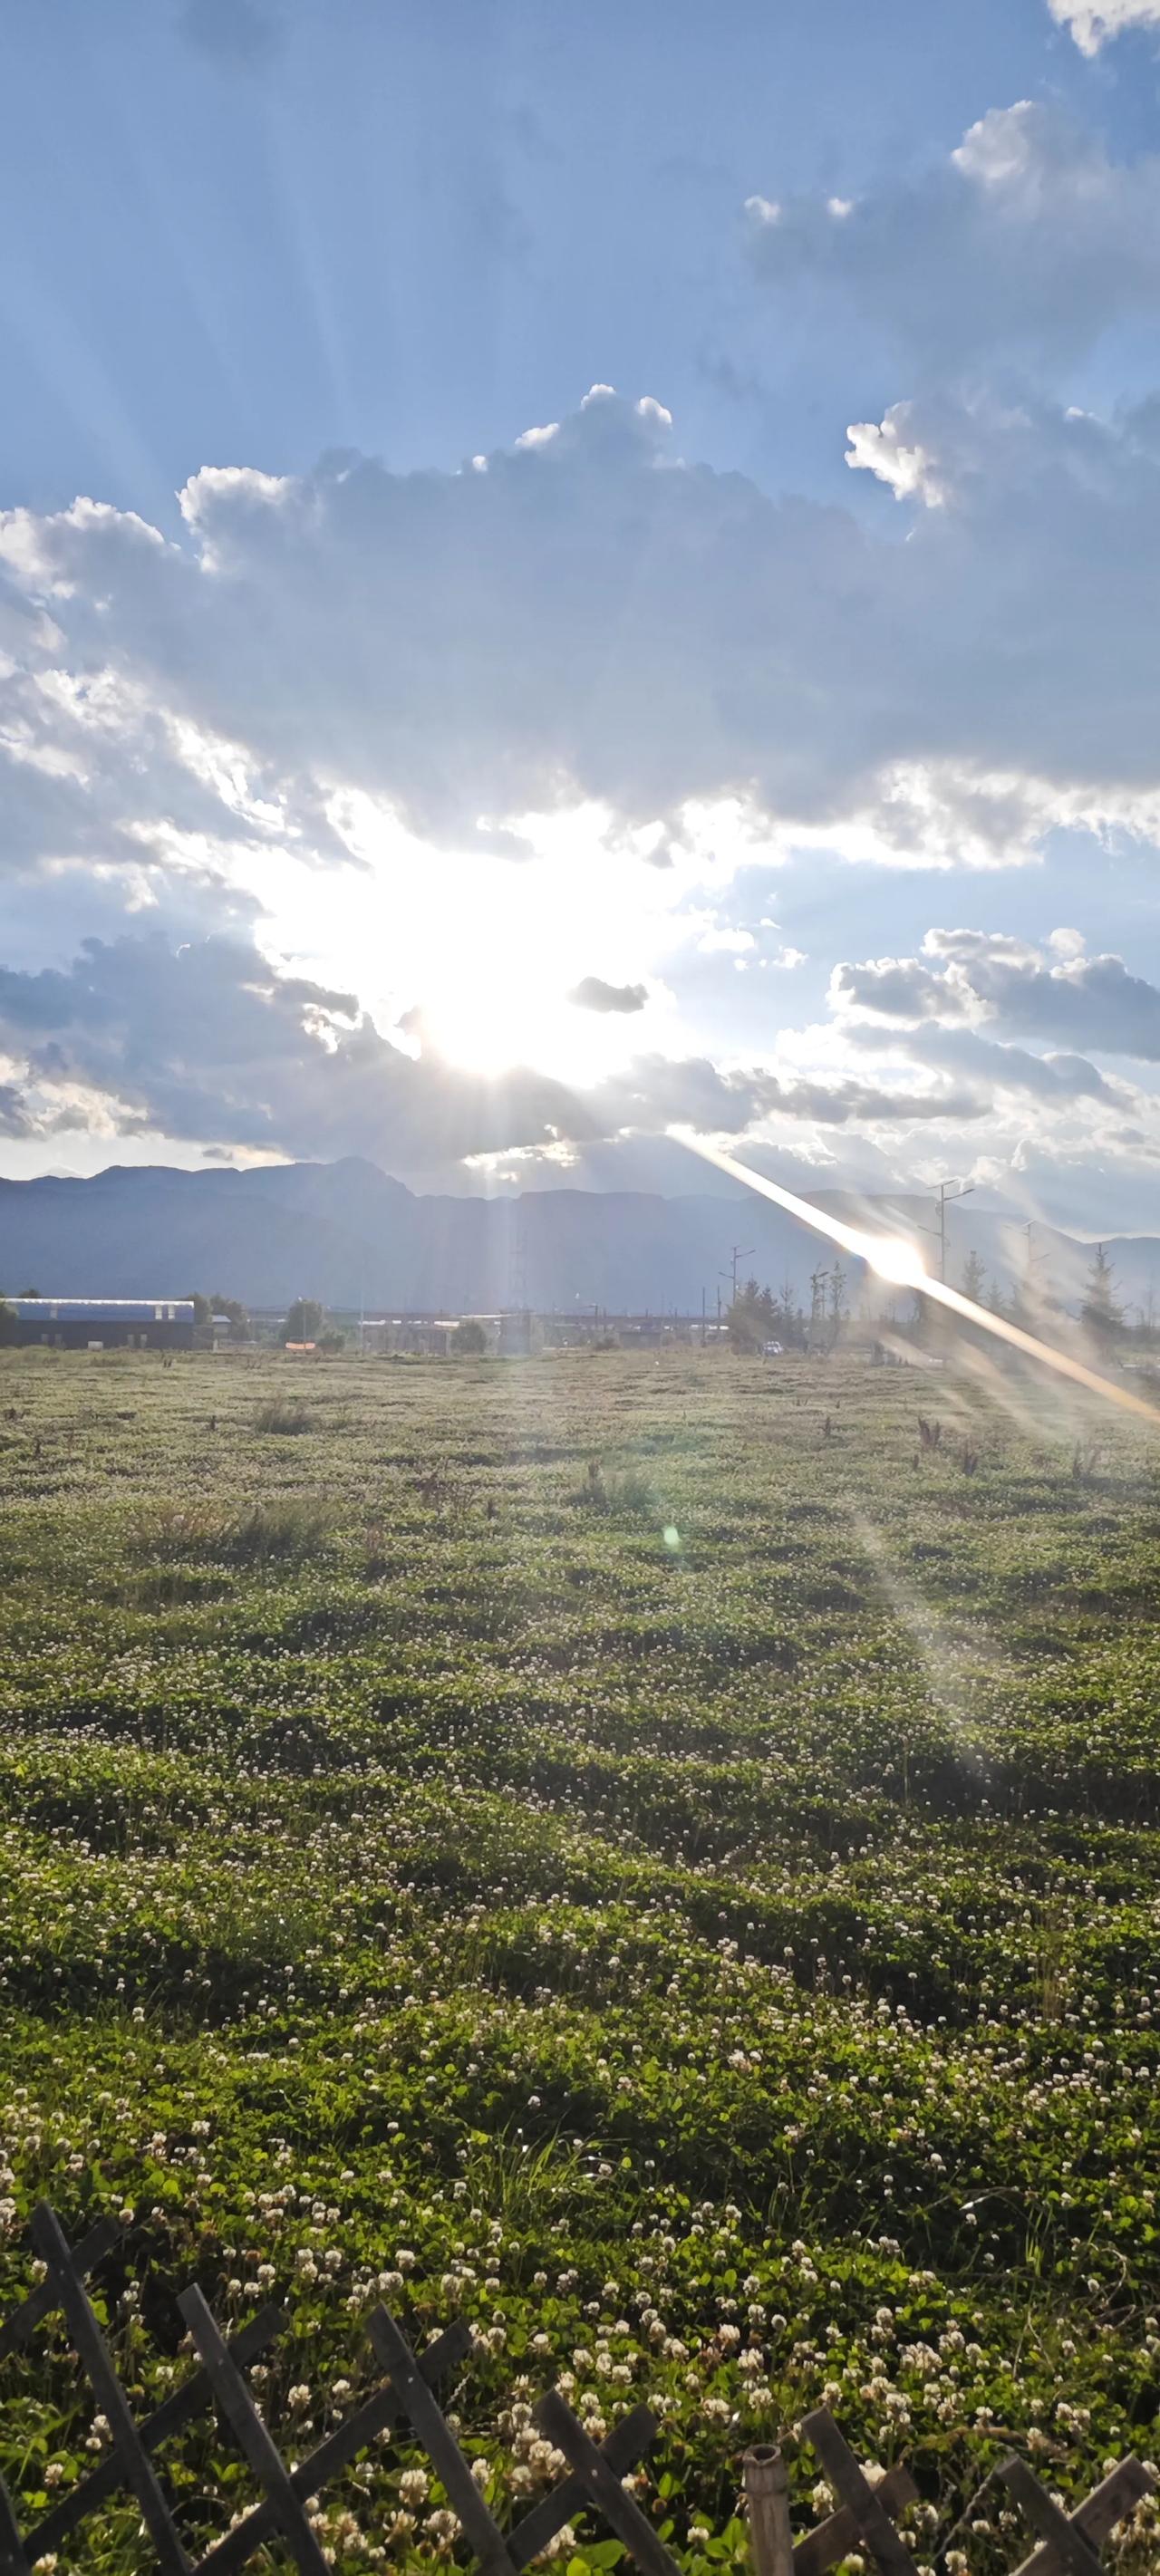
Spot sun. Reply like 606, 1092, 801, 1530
417, 960, 558, 1077
240, 798, 681, 1088
856, 1230, 929, 1288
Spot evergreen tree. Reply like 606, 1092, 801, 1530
1081, 1244, 1123, 1343
962, 1249, 986, 1305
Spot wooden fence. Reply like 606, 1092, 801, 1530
0, 2205, 1152, 2575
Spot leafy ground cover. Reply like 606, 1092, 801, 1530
0, 1345, 1158, 2572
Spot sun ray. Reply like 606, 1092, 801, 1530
677, 1134, 1160, 1430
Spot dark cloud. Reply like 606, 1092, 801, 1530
832, 957, 961, 1023
0, 933, 984, 1165
0, 1082, 37, 1137
0, 934, 581, 1163
836, 931, 1160, 1062
587, 1053, 981, 1134
747, 103, 1160, 375
848, 1019, 1120, 1103
569, 976, 649, 1014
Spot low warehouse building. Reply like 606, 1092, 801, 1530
2, 1298, 196, 1350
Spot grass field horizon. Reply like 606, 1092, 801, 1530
2, 1344, 1159, 2571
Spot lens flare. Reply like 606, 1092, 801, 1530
677, 1134, 1160, 1430
856, 1231, 928, 1289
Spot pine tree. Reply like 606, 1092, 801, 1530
962, 1249, 986, 1306
1081, 1244, 1123, 1343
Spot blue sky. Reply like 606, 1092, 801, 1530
4, 0, 1160, 1235
0, 0, 1091, 516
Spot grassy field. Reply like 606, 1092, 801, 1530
1, 1344, 1159, 2572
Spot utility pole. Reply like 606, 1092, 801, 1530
933, 1178, 974, 1285
721, 1245, 755, 1309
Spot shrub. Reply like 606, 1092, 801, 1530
579, 1457, 656, 1516
138, 1496, 329, 1564
255, 1397, 312, 1434
219, 1498, 330, 1561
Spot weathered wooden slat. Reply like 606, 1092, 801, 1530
535, 2389, 680, 2576
1010, 2456, 1155, 2576
195, 2316, 471, 2576
794, 2463, 918, 2576
369, 2306, 517, 2576
30, 2202, 192, 2576
0, 2216, 120, 2362
0, 2475, 32, 2576
25, 2303, 285, 2558
799, 2411, 919, 2576
509, 2401, 655, 2569
1000, 2456, 1103, 2574
178, 2286, 331, 2576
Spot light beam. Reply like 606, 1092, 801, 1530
679, 1134, 1160, 1429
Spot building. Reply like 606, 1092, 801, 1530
2, 1298, 196, 1350
367, 1311, 546, 1357
374, 1317, 461, 1357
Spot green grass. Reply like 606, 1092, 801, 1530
0, 1345, 1158, 2572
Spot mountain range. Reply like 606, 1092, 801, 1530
3, 1158, 1157, 1319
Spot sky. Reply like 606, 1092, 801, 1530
5, 0, 1160, 1231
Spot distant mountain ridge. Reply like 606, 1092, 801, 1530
1, 1157, 1155, 1317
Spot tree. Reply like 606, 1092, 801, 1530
285, 1298, 324, 1344
1081, 1244, 1123, 1344
186, 1292, 212, 1328
0, 1300, 17, 1346
726, 1278, 779, 1352
454, 1319, 488, 1356
827, 1263, 847, 1345
209, 1294, 250, 1342
961, 1249, 986, 1306
774, 1276, 807, 1349
808, 1264, 829, 1346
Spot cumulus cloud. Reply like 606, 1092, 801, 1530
6, 381, 1160, 886
850, 1019, 1121, 1104
747, 102, 1160, 373
834, 930, 1160, 1061
0, 934, 587, 1165
1048, 0, 1160, 52
568, 976, 649, 1013
0, 931, 983, 1164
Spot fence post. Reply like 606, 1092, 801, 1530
744, 2446, 794, 2576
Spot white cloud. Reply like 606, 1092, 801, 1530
1047, 0, 1160, 53
4, 383, 1160, 1198
6, 382, 1160, 898
846, 414, 948, 506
